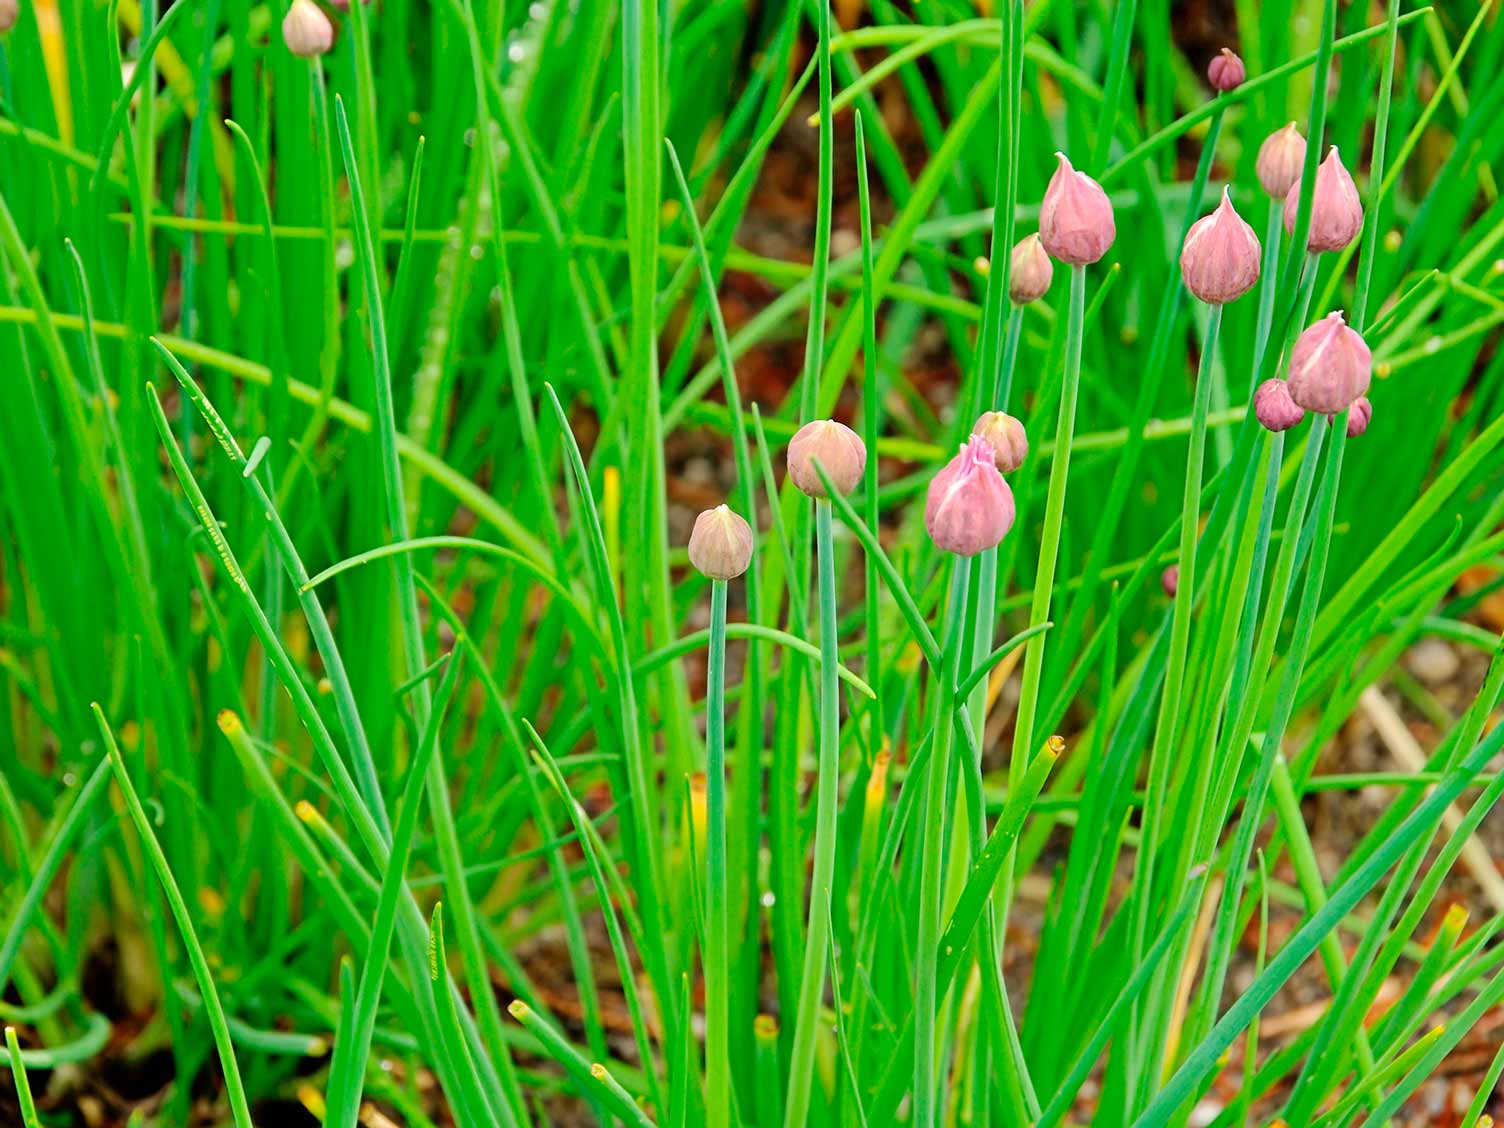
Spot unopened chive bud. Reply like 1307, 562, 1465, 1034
687, 504, 753, 580
1180, 188, 1261, 305
1288, 311, 1372, 414
1207, 48, 1245, 92
1284, 147, 1363, 253
1344, 396, 1373, 437
0, 0, 17, 33
1252, 379, 1305, 432
1161, 564, 1179, 598
924, 437, 1015, 557
1039, 152, 1116, 265
1257, 123, 1307, 200
1008, 234, 1053, 304
786, 419, 866, 498
283, 0, 334, 57
971, 411, 1028, 473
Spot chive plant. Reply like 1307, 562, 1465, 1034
3, 2, 1504, 1127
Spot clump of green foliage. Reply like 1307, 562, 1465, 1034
3, 1, 1504, 1126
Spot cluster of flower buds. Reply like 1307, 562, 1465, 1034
1255, 313, 1374, 435
972, 411, 1028, 473
284, 0, 335, 57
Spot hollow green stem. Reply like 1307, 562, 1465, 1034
784, 497, 843, 1128
705, 578, 731, 1128
916, 559, 970, 1128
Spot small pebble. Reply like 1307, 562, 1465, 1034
1408, 637, 1460, 686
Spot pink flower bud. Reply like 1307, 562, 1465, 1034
1252, 379, 1305, 432
1257, 123, 1307, 200
1009, 234, 1053, 304
1207, 49, 1245, 92
0, 0, 17, 33
786, 419, 866, 498
1344, 396, 1373, 437
283, 0, 334, 57
1284, 147, 1363, 253
924, 437, 1015, 557
1180, 188, 1261, 304
688, 505, 754, 580
1161, 564, 1179, 597
971, 411, 1028, 473
1287, 311, 1372, 414
1039, 153, 1116, 265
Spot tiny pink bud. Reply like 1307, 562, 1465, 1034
1252, 379, 1305, 432
0, 0, 18, 33
1180, 188, 1261, 305
688, 505, 754, 580
1284, 147, 1363, 253
283, 0, 334, 57
1207, 49, 1245, 92
1039, 153, 1116, 266
1161, 564, 1179, 597
1257, 123, 1307, 200
1344, 396, 1373, 437
1009, 234, 1053, 304
971, 411, 1028, 473
924, 437, 1015, 557
1287, 312, 1372, 414
786, 419, 866, 498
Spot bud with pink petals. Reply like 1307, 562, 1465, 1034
688, 505, 754, 580
971, 411, 1028, 473
787, 419, 867, 498
1253, 379, 1305, 432
1162, 565, 1179, 597
1257, 123, 1307, 200
1039, 153, 1116, 265
1009, 234, 1053, 304
1180, 189, 1261, 304
1207, 49, 1245, 92
1344, 396, 1373, 437
1287, 312, 1372, 414
283, 0, 334, 57
924, 437, 1015, 557
1284, 147, 1363, 253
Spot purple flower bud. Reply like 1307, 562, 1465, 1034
1284, 147, 1364, 254
1257, 123, 1307, 200
925, 437, 1015, 557
283, 0, 334, 57
1180, 188, 1261, 305
1039, 152, 1116, 266
1287, 312, 1372, 415
786, 419, 866, 498
1207, 48, 1245, 92
1162, 564, 1179, 597
1345, 396, 1373, 437
971, 411, 1028, 473
1252, 379, 1305, 432
1009, 234, 1053, 304
688, 505, 754, 580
